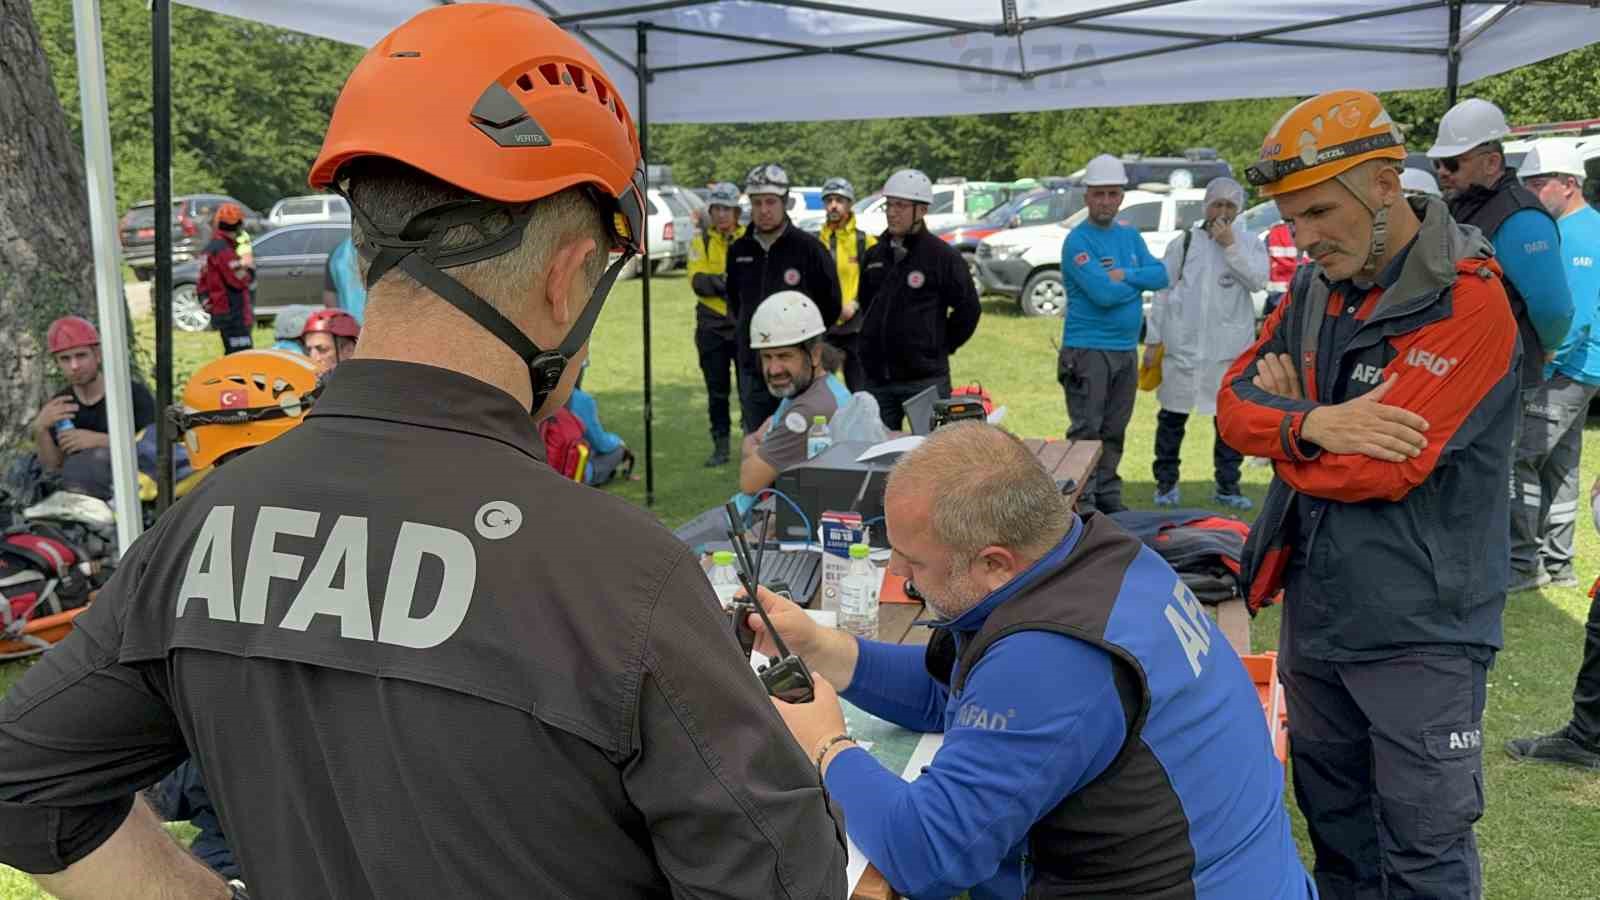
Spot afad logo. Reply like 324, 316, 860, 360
1073, 251, 1091, 266
1405, 347, 1457, 377
907, 270, 925, 288
783, 267, 801, 286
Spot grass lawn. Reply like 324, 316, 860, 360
3, 271, 1598, 896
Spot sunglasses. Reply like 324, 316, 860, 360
1434, 148, 1491, 174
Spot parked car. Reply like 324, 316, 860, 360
975, 187, 1208, 317
1065, 149, 1234, 191
936, 185, 1086, 289
119, 194, 264, 282
645, 186, 695, 273
166, 222, 350, 332
788, 187, 827, 232
267, 194, 351, 228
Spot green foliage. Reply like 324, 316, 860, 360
30, 0, 363, 214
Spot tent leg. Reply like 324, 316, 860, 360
154, 0, 175, 513
637, 23, 654, 508
71, 0, 143, 554
1445, 0, 1462, 106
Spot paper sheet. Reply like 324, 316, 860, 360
855, 435, 923, 462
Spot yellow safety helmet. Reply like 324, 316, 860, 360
1246, 90, 1406, 199
172, 349, 321, 469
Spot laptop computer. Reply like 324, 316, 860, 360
904, 383, 941, 437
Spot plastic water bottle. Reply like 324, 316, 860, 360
807, 415, 832, 459
838, 543, 879, 639
708, 550, 742, 610
53, 418, 76, 437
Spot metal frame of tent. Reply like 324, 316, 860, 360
64, 0, 1597, 551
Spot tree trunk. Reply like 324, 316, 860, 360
0, 1, 99, 466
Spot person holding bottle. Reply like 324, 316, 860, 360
733, 291, 851, 516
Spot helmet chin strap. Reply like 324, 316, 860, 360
349, 195, 634, 413
1335, 172, 1390, 281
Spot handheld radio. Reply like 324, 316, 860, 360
723, 503, 815, 704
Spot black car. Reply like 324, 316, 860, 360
167, 222, 350, 333
119, 194, 266, 282
1114, 149, 1234, 189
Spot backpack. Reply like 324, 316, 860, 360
1, 525, 92, 654
539, 408, 591, 482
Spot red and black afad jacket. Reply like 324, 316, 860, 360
1216, 198, 1520, 659
198, 231, 254, 324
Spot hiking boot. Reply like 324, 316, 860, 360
1508, 570, 1552, 594
1154, 485, 1181, 507
1214, 490, 1253, 511
704, 433, 730, 468
1505, 726, 1600, 770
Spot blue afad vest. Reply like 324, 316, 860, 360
925, 513, 1311, 898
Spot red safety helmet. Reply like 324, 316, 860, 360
302, 309, 361, 339
305, 5, 646, 411
47, 316, 100, 354
214, 202, 245, 227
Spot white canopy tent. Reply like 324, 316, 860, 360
77, 0, 1599, 522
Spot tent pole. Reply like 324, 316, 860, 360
70, 0, 143, 553
637, 23, 655, 508
1446, 0, 1463, 107
154, 0, 175, 513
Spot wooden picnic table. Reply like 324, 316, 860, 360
848, 438, 1100, 900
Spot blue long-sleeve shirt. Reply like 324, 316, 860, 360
1551, 205, 1600, 386
1060, 221, 1168, 351
828, 530, 1127, 900
1494, 207, 1573, 356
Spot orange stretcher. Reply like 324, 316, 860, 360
0, 605, 91, 660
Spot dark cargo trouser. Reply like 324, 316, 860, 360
1280, 629, 1486, 900
152, 760, 239, 880
695, 320, 738, 439
1510, 376, 1598, 583
1574, 589, 1600, 747
1152, 409, 1244, 494
1058, 347, 1137, 512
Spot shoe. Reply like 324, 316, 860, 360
1547, 571, 1580, 589
1508, 570, 1552, 593
1213, 490, 1253, 511
703, 434, 731, 468
1505, 726, 1600, 770
1154, 485, 1181, 507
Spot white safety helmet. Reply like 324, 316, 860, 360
749, 291, 826, 349
882, 169, 934, 205
745, 162, 790, 198
1517, 140, 1589, 180
1399, 167, 1442, 198
1081, 154, 1128, 187
1427, 98, 1511, 159
707, 181, 741, 208
821, 177, 856, 202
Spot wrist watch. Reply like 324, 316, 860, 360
228, 880, 250, 900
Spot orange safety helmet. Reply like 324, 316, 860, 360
305, 5, 646, 411
47, 316, 100, 354
213, 202, 245, 228
302, 309, 361, 339
1246, 90, 1407, 199
172, 349, 321, 469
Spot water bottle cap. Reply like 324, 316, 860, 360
848, 543, 869, 559
814, 415, 826, 424
712, 550, 735, 566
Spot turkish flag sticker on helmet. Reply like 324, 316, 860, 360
219, 389, 249, 410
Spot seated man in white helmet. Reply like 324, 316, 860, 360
734, 290, 852, 516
